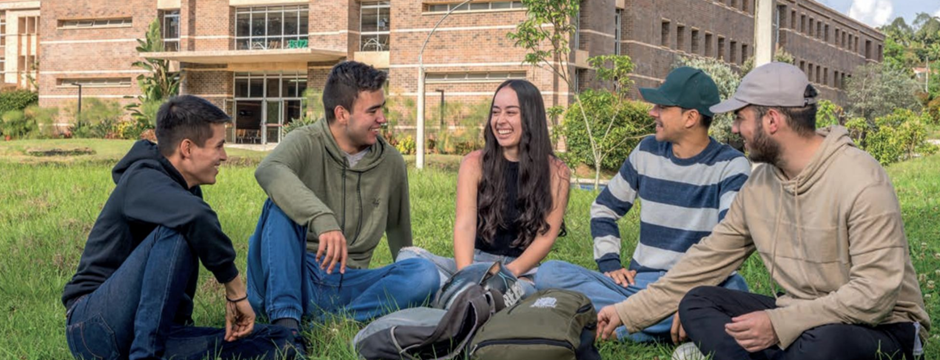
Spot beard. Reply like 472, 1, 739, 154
747, 121, 782, 166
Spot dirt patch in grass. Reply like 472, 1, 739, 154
26, 147, 96, 157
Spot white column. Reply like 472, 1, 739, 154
754, 0, 774, 67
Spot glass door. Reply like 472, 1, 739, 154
263, 100, 282, 144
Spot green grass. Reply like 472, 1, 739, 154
0, 139, 938, 359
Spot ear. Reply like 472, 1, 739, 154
333, 105, 350, 126
178, 138, 194, 160
765, 108, 782, 134
684, 109, 700, 129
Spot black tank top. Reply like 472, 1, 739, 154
475, 161, 524, 257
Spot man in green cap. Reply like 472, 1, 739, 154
534, 67, 751, 342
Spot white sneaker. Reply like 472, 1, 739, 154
672, 342, 706, 360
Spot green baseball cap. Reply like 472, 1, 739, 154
639, 67, 721, 117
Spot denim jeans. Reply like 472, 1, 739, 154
534, 260, 749, 343
246, 199, 440, 324
65, 226, 302, 360
395, 247, 538, 298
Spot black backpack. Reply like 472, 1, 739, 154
353, 285, 505, 360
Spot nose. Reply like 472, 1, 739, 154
220, 148, 228, 162
648, 107, 658, 119
731, 122, 740, 134
376, 110, 387, 124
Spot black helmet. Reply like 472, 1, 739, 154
433, 262, 526, 310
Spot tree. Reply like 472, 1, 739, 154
508, 0, 642, 189
845, 62, 922, 124
126, 18, 181, 129
739, 47, 795, 75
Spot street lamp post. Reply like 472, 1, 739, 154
71, 83, 83, 120
416, 0, 473, 169
435, 89, 445, 128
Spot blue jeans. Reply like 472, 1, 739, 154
534, 260, 749, 343
65, 226, 302, 360
247, 199, 440, 324
396, 247, 538, 298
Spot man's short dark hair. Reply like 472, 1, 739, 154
323, 61, 387, 123
752, 86, 819, 137
155, 95, 231, 157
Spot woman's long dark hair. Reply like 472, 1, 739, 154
477, 79, 559, 249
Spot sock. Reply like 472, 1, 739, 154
274, 317, 300, 331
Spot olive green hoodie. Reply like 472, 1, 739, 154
614, 126, 930, 348
255, 119, 411, 269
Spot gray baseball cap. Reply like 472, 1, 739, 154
710, 62, 818, 114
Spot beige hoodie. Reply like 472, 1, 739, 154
614, 126, 930, 348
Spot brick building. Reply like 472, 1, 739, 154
0, 0, 39, 90
34, 0, 882, 145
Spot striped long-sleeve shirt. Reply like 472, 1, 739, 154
591, 136, 750, 274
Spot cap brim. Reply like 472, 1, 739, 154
709, 98, 749, 115
639, 88, 677, 107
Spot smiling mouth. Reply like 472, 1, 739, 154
496, 128, 512, 135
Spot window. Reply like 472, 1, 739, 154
361, 1, 390, 51
425, 71, 527, 83
775, 5, 784, 46
808, 18, 814, 37
800, 14, 806, 33
816, 22, 821, 39
842, 32, 847, 48
161, 10, 180, 51
823, 68, 828, 85
854, 36, 859, 52
834, 71, 839, 88
718, 36, 725, 60
730, 40, 737, 64
691, 29, 700, 54
729, 0, 737, 9
878, 44, 883, 61
234, 72, 308, 98
847, 34, 852, 50
741, 44, 748, 64
58, 78, 132, 87
573, 69, 585, 94
0, 58, 5, 72
677, 25, 686, 51
824, 24, 829, 42
816, 65, 821, 83
0, 15, 5, 47
661, 20, 671, 47
59, 18, 132, 29
834, 28, 840, 46
799, 60, 805, 74
614, 10, 622, 55
235, 6, 309, 50
790, 10, 796, 29
426, 1, 524, 13
865, 39, 872, 59
705, 32, 713, 57
742, 0, 749, 13
807, 63, 812, 81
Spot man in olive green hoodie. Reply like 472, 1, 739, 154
246, 61, 439, 330
596, 62, 929, 360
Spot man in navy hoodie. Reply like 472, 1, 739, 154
62, 95, 303, 360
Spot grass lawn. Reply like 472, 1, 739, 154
1, 139, 938, 359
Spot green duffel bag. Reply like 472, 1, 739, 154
468, 289, 601, 360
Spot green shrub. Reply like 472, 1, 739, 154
850, 109, 933, 166
0, 110, 35, 139
25, 105, 60, 139
561, 90, 653, 171
0, 90, 38, 115
815, 100, 844, 128
71, 99, 125, 139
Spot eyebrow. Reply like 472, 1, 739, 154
492, 105, 520, 110
367, 101, 386, 112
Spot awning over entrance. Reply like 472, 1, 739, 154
140, 48, 346, 64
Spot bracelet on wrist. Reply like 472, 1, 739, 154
226, 294, 248, 303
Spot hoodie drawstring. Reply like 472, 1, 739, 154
769, 182, 784, 300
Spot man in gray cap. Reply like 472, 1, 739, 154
596, 62, 929, 360
536, 66, 751, 343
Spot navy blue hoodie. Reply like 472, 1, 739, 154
62, 140, 238, 311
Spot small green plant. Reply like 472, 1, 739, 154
561, 91, 653, 172
126, 17, 180, 131
0, 110, 35, 139
395, 135, 416, 155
